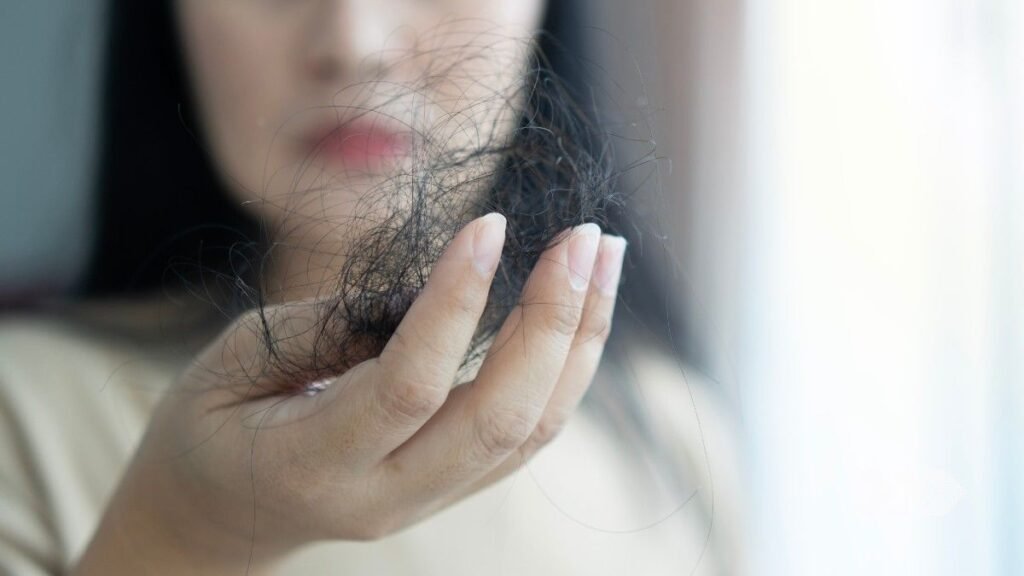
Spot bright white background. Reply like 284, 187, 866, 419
607, 0, 1023, 574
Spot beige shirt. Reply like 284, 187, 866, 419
0, 306, 742, 575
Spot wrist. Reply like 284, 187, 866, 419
73, 460, 287, 576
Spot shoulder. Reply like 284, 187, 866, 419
0, 298, 217, 465
0, 295, 222, 402
623, 343, 746, 575
628, 346, 740, 470
0, 303, 188, 413
0, 300, 201, 569
0, 299, 192, 473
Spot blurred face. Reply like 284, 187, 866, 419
175, 0, 546, 239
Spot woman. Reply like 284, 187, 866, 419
0, 0, 741, 574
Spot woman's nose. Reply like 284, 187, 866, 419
304, 0, 407, 83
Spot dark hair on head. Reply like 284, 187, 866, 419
83, 0, 255, 296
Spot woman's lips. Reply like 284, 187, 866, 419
303, 120, 410, 169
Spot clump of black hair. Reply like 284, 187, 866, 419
86, 1, 656, 398
237, 33, 630, 398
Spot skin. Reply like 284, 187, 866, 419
74, 1, 628, 573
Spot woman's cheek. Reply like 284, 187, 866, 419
179, 3, 295, 197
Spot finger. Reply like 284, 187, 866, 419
294, 212, 507, 466
380, 223, 602, 502
447, 234, 626, 502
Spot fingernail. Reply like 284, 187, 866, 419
567, 223, 601, 291
595, 236, 627, 296
473, 213, 507, 275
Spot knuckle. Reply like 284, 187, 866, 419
474, 407, 534, 458
530, 414, 568, 447
577, 308, 613, 346
446, 282, 485, 317
218, 311, 263, 353
233, 308, 265, 331
379, 376, 445, 422
540, 301, 583, 337
391, 322, 445, 358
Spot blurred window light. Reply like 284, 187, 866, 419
739, 1, 1022, 574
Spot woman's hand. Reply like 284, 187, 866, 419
73, 214, 626, 575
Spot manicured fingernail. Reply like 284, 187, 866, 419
473, 213, 507, 274
568, 223, 601, 291
595, 236, 627, 296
